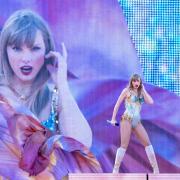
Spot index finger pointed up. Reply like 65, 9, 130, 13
61, 42, 67, 61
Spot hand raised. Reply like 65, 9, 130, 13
45, 42, 68, 85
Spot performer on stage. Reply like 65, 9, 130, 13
0, 9, 101, 179
108, 74, 159, 174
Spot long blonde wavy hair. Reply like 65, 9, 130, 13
0, 9, 55, 116
128, 74, 143, 98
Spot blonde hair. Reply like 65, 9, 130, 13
128, 74, 143, 97
0, 9, 55, 116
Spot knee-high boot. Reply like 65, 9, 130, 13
145, 145, 159, 173
112, 147, 126, 173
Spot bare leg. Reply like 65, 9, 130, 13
133, 123, 159, 173
113, 120, 132, 173
133, 123, 150, 147
120, 120, 132, 149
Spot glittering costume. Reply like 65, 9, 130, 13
41, 87, 59, 133
0, 88, 102, 180
121, 90, 144, 128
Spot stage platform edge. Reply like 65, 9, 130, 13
68, 173, 180, 180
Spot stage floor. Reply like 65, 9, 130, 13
68, 173, 180, 180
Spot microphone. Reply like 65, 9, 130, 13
107, 120, 119, 126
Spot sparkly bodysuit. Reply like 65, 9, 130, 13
121, 91, 144, 128
41, 87, 60, 133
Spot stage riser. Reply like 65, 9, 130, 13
69, 173, 180, 180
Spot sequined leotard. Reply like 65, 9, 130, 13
121, 91, 144, 128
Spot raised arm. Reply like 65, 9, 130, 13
58, 82, 92, 148
142, 85, 154, 104
111, 88, 128, 122
45, 43, 92, 148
